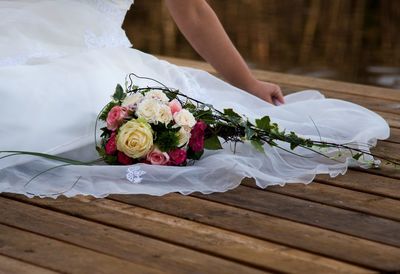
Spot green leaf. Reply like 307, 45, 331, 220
99, 101, 119, 121
245, 126, 255, 140
353, 153, 363, 160
251, 139, 265, 154
187, 148, 204, 160
224, 108, 241, 118
112, 84, 126, 101
255, 116, 272, 131
204, 135, 223, 150
184, 102, 196, 112
194, 109, 215, 125
290, 143, 299, 150
155, 130, 180, 152
166, 90, 178, 101
223, 108, 242, 123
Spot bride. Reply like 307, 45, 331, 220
0, 0, 390, 197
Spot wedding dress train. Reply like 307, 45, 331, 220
0, 0, 390, 197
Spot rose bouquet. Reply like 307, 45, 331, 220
95, 74, 399, 169
97, 85, 207, 166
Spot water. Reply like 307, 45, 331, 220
123, 0, 400, 89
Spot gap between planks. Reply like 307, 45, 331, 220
242, 179, 400, 222
0, 223, 164, 274
107, 193, 400, 272
315, 169, 400, 200
0, 195, 371, 274
0, 254, 59, 274
0, 196, 271, 274
190, 186, 400, 248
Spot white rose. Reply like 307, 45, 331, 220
145, 90, 169, 103
117, 119, 153, 159
173, 109, 196, 128
122, 93, 143, 107
136, 98, 160, 123
176, 127, 191, 147
157, 104, 173, 125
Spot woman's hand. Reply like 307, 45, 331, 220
245, 79, 285, 105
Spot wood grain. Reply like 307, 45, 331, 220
0, 197, 268, 274
0, 224, 162, 274
109, 193, 400, 272
192, 186, 400, 247
4, 194, 375, 274
244, 180, 400, 221
316, 169, 400, 200
0, 255, 58, 274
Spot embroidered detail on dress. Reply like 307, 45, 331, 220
76, 0, 133, 23
84, 30, 131, 50
126, 166, 146, 184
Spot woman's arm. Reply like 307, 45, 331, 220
165, 0, 284, 105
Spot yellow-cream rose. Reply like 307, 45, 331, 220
117, 119, 153, 158
122, 93, 143, 107
136, 98, 159, 123
173, 109, 196, 128
176, 127, 191, 147
157, 104, 173, 125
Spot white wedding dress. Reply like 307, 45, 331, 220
0, 0, 390, 198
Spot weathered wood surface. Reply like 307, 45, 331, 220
1, 56, 399, 273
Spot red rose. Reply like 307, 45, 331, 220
117, 151, 133, 165
189, 120, 207, 152
105, 133, 117, 155
168, 149, 187, 165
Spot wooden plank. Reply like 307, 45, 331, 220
0, 255, 58, 274
387, 127, 400, 144
282, 86, 400, 116
376, 111, 400, 128
5, 195, 375, 274
251, 70, 400, 102
370, 140, 400, 161
316, 170, 400, 200
0, 197, 268, 274
247, 181, 400, 221
0, 224, 162, 274
355, 165, 400, 180
158, 56, 400, 102
110, 193, 400, 272
191, 186, 400, 247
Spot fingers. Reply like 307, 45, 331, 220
271, 85, 285, 105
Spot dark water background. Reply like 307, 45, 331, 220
123, 0, 400, 89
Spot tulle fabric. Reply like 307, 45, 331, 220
0, 47, 390, 198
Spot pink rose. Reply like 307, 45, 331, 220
106, 106, 129, 131
189, 120, 207, 152
168, 149, 187, 165
169, 99, 182, 115
146, 147, 170, 165
105, 133, 117, 155
117, 151, 134, 165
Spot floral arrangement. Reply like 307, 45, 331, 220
95, 73, 399, 169
97, 85, 207, 166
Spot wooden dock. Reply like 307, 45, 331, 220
1, 57, 399, 274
